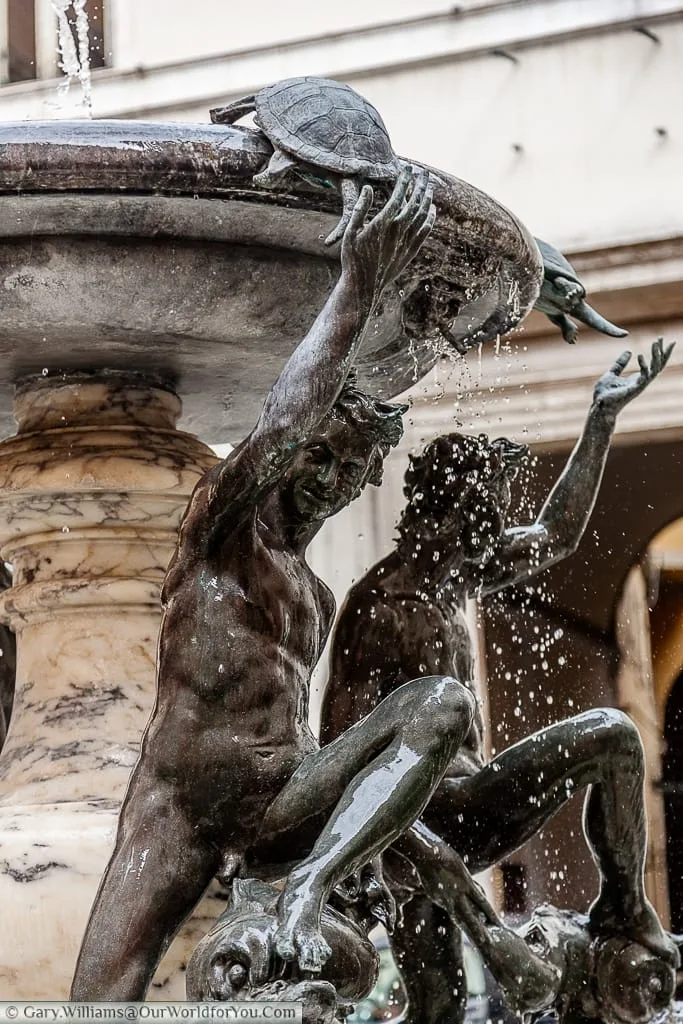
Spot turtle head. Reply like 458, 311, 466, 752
533, 238, 628, 342
574, 299, 629, 338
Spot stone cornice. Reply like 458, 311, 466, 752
400, 232, 683, 452
404, 332, 683, 453
0, 0, 681, 119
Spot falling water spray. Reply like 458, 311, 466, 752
50, 0, 93, 113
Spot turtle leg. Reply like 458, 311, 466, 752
324, 178, 361, 247
553, 275, 584, 310
546, 311, 579, 344
209, 95, 257, 125
252, 147, 299, 188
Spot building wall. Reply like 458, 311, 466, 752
109, 0, 441, 68
2, 1, 682, 254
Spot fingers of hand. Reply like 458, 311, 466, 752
411, 168, 431, 211
609, 350, 631, 376
419, 201, 437, 240
662, 339, 676, 367
384, 165, 413, 218
395, 168, 430, 225
638, 353, 650, 379
651, 337, 664, 373
400, 204, 436, 268
397, 181, 435, 240
346, 185, 374, 237
416, 181, 435, 225
652, 336, 675, 374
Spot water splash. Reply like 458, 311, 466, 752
50, 0, 93, 114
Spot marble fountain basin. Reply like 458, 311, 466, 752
0, 120, 542, 442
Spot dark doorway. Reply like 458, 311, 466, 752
663, 670, 683, 931
7, 0, 37, 82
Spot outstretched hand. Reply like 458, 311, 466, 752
340, 166, 436, 309
593, 338, 674, 420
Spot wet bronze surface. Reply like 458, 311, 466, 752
71, 173, 484, 1001
321, 342, 677, 1022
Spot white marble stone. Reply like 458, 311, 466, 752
0, 801, 229, 998
0, 376, 221, 998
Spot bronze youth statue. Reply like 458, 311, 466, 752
321, 340, 678, 1023
71, 169, 489, 1000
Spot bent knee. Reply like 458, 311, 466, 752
411, 675, 476, 740
577, 707, 643, 759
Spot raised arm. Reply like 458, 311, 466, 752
203, 169, 435, 527
480, 339, 673, 596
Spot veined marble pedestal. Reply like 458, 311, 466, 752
0, 374, 221, 998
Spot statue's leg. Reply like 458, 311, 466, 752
425, 708, 676, 963
259, 674, 475, 970
253, 148, 298, 187
554, 276, 583, 307
394, 824, 560, 1013
392, 893, 468, 1024
71, 781, 221, 999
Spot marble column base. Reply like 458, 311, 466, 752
0, 803, 227, 998
0, 373, 221, 998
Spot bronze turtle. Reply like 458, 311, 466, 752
211, 76, 403, 245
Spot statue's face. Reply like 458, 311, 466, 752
285, 417, 381, 522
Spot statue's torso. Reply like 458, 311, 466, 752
140, 507, 335, 823
328, 568, 485, 777
386, 587, 485, 778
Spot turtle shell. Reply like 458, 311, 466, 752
254, 77, 400, 180
535, 237, 581, 284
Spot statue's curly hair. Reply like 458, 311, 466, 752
397, 432, 528, 541
331, 370, 407, 486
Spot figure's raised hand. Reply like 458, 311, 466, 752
593, 338, 674, 420
340, 166, 436, 309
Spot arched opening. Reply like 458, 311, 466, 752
647, 518, 683, 928
663, 671, 683, 932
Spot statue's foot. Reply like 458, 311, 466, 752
275, 919, 332, 974
275, 876, 332, 973
589, 896, 681, 968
